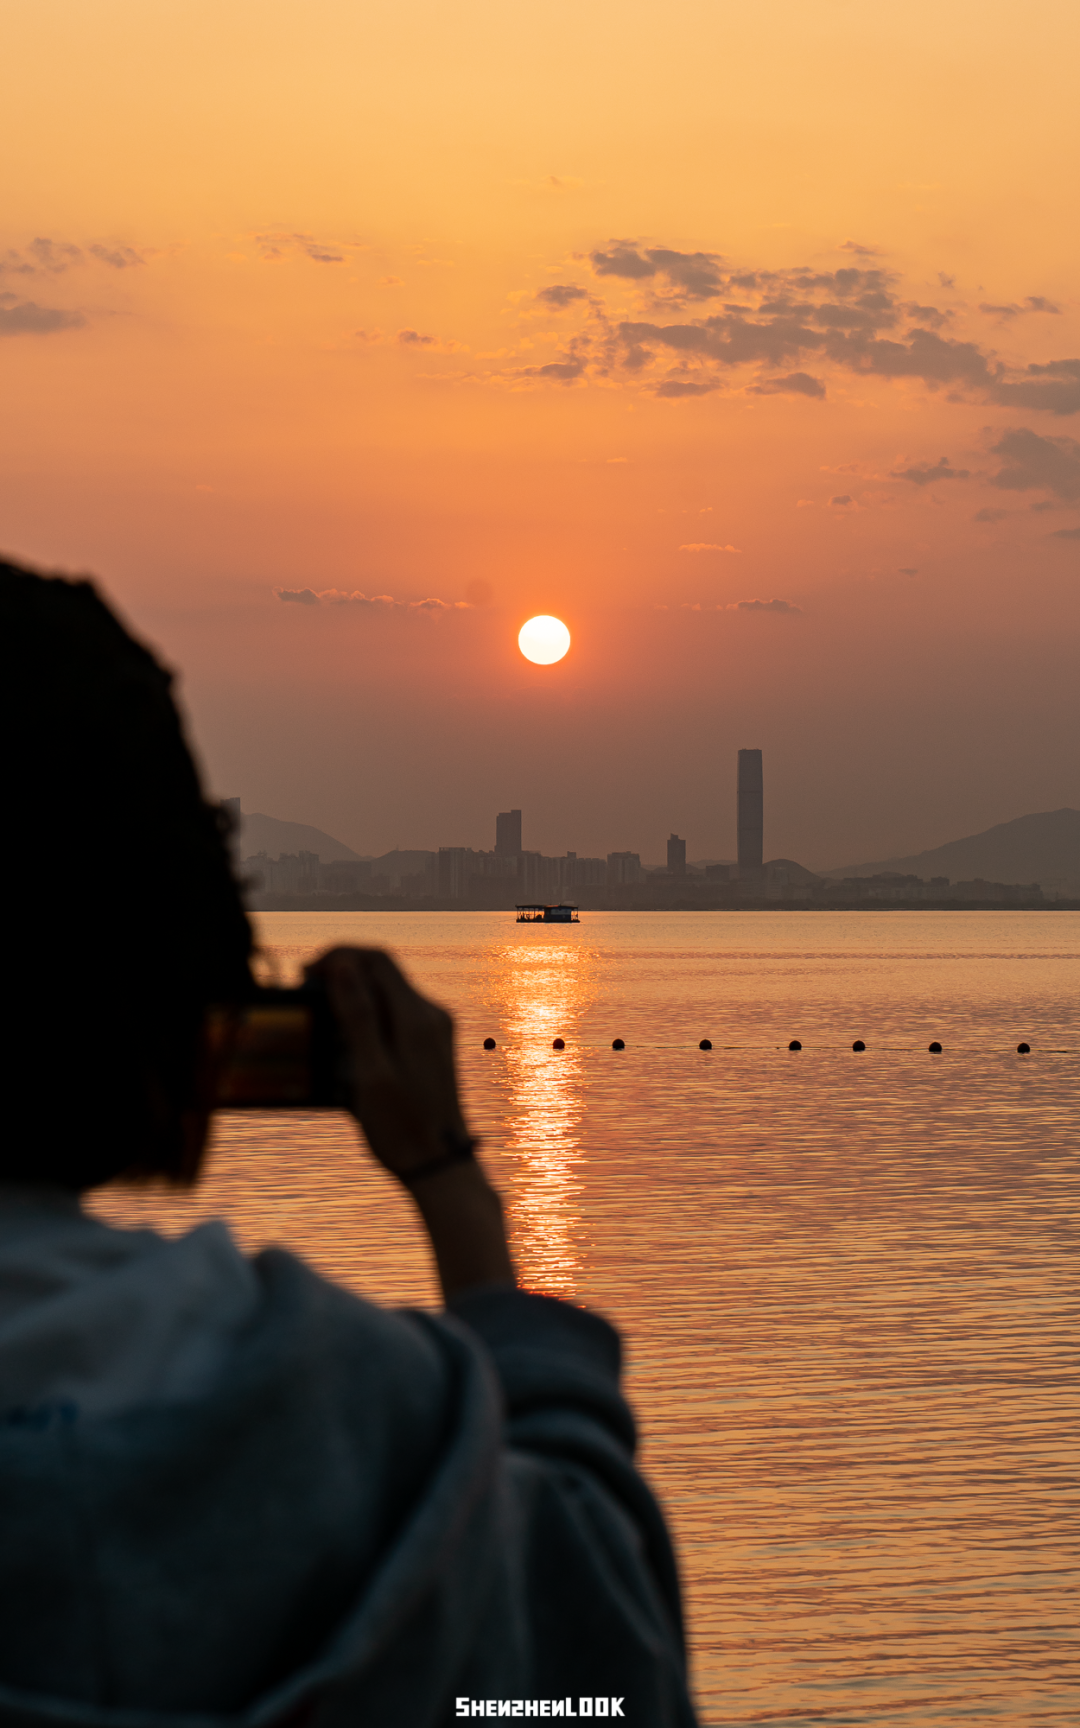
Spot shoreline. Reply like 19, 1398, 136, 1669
246, 895, 1079, 914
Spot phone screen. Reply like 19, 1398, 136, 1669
211, 1002, 317, 1107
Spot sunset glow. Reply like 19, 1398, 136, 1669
2, 1, 1079, 865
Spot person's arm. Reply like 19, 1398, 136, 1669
313, 948, 514, 1299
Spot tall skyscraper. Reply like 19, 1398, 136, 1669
737, 750, 763, 873
667, 833, 686, 875
495, 808, 522, 856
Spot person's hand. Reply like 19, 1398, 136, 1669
309, 946, 514, 1297
310, 947, 468, 1180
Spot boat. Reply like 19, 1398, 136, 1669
516, 903, 580, 923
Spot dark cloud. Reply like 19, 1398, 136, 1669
521, 357, 586, 381
276, 588, 464, 610
1, 238, 145, 275
988, 427, 1080, 500
88, 244, 144, 269
974, 507, 1009, 522
255, 232, 345, 263
890, 455, 971, 485
937, 272, 956, 289
897, 567, 918, 575
589, 242, 726, 300
830, 327, 993, 387
727, 598, 801, 613
656, 378, 718, 398
512, 240, 1080, 416
750, 371, 825, 398
1051, 525, 1080, 540
903, 303, 951, 329
830, 494, 854, 507
25, 237, 82, 272
0, 237, 83, 275
979, 296, 1062, 318
536, 284, 590, 308
589, 242, 658, 281
838, 240, 880, 257
0, 301, 85, 336
397, 329, 436, 346
990, 359, 1080, 417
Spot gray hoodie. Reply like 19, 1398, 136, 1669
0, 1188, 696, 1728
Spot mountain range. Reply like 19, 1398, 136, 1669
826, 808, 1080, 890
239, 811, 363, 862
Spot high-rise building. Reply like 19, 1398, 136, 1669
437, 847, 474, 899
667, 833, 686, 875
607, 851, 645, 887
737, 749, 763, 874
495, 809, 522, 856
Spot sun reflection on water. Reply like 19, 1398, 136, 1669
487, 938, 595, 1297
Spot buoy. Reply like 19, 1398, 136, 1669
612, 1038, 625, 1050
1017, 1042, 1031, 1054
929, 1041, 942, 1053
483, 1037, 496, 1051
553, 1038, 565, 1050
699, 1039, 712, 1050
788, 1040, 802, 1051
852, 1040, 866, 1052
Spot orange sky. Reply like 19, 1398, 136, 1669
3, 0, 1079, 866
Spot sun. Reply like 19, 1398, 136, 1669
518, 615, 571, 665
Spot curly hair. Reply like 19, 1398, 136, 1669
0, 558, 253, 1187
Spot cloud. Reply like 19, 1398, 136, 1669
974, 507, 1009, 522
990, 359, 1080, 416
903, 303, 951, 329
750, 371, 825, 398
589, 242, 726, 300
897, 566, 918, 575
255, 231, 347, 263
493, 237, 1080, 418
0, 300, 85, 336
726, 597, 801, 613
0, 237, 83, 275
656, 378, 719, 398
519, 356, 586, 381
979, 296, 1062, 318
1051, 525, 1080, 540
988, 427, 1080, 500
274, 588, 463, 610
88, 244, 144, 269
830, 494, 856, 508
679, 542, 742, 552
536, 284, 590, 308
396, 329, 465, 353
890, 455, 971, 485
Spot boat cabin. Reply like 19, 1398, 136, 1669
515, 903, 580, 923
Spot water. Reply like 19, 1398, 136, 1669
92, 912, 1080, 1725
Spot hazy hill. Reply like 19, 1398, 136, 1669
239, 811, 363, 862
825, 808, 1080, 889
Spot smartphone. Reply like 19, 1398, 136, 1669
210, 985, 350, 1108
